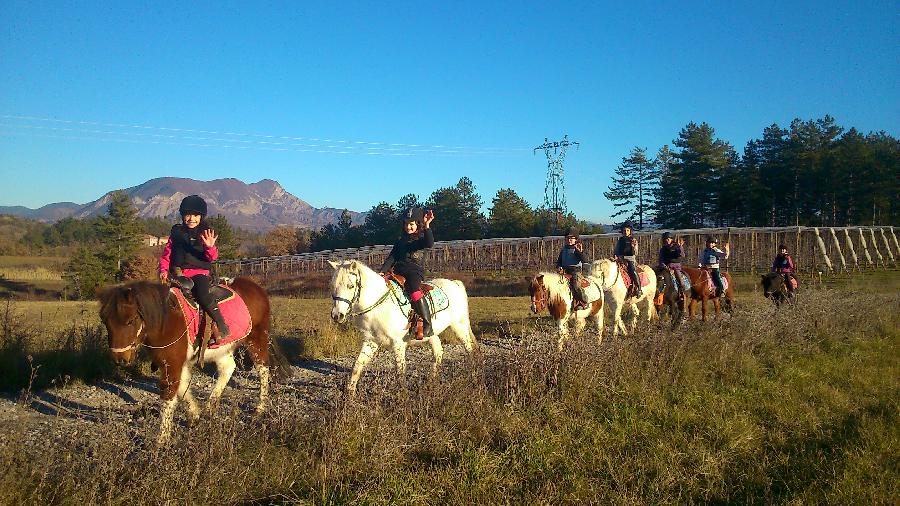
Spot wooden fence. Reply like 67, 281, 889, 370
217, 226, 900, 279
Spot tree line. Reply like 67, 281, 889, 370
605, 115, 899, 229
292, 177, 604, 253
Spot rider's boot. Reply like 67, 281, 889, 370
410, 298, 433, 339
206, 303, 231, 344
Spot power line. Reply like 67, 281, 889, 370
1, 114, 531, 155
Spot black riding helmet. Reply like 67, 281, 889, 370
179, 195, 208, 217
402, 207, 425, 224
706, 236, 718, 246
662, 232, 673, 241
565, 226, 579, 239
620, 221, 633, 233
778, 244, 788, 251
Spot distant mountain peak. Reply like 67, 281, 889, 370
0, 177, 362, 231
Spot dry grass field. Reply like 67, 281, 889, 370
0, 270, 897, 504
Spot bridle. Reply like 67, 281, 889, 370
530, 280, 550, 312
108, 296, 192, 353
331, 270, 393, 320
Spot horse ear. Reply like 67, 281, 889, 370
348, 260, 358, 271
327, 260, 339, 270
536, 274, 544, 283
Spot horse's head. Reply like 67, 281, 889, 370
761, 273, 784, 300
328, 259, 363, 324
98, 284, 144, 364
98, 281, 169, 364
528, 274, 549, 314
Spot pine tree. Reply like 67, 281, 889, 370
206, 214, 238, 259
487, 188, 534, 238
362, 202, 398, 245
95, 190, 142, 279
603, 147, 658, 229
426, 177, 484, 240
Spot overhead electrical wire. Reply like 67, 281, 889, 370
0, 114, 530, 157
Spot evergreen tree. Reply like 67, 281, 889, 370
95, 191, 142, 279
362, 202, 398, 245
670, 122, 737, 227
206, 214, 238, 259
487, 188, 534, 238
63, 246, 111, 300
426, 177, 484, 240
396, 193, 422, 213
603, 147, 658, 228
654, 145, 686, 228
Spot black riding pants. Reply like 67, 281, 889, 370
190, 274, 216, 311
394, 262, 424, 295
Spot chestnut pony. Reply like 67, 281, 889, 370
99, 277, 290, 444
681, 266, 735, 321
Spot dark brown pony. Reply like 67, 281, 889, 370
681, 266, 734, 321
98, 277, 291, 444
653, 266, 688, 327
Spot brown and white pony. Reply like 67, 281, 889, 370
681, 266, 735, 321
98, 278, 291, 444
528, 271, 604, 351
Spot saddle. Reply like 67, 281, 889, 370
384, 272, 434, 294
170, 276, 233, 308
169, 277, 251, 365
561, 272, 591, 289
701, 267, 729, 296
615, 260, 649, 298
383, 272, 446, 338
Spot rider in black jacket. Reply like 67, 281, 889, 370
614, 222, 642, 297
380, 208, 435, 338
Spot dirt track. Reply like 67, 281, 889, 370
0, 338, 499, 454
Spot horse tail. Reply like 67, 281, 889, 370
268, 338, 294, 382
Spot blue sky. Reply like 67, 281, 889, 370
0, 1, 897, 223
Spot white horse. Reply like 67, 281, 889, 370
591, 259, 657, 337
528, 272, 605, 351
328, 260, 478, 395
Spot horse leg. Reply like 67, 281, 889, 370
348, 340, 379, 396
450, 317, 479, 361
255, 364, 270, 414
176, 363, 200, 422
208, 353, 237, 412
156, 361, 182, 445
630, 303, 639, 334
392, 340, 408, 377
701, 297, 708, 322
557, 315, 570, 352
429, 336, 444, 378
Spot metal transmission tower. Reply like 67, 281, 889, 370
535, 135, 579, 228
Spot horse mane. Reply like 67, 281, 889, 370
537, 271, 569, 304
98, 280, 171, 332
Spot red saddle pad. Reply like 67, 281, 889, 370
171, 286, 252, 349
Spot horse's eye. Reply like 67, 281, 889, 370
346, 283, 354, 289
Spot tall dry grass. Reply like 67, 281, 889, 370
0, 282, 897, 504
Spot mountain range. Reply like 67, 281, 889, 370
0, 177, 363, 231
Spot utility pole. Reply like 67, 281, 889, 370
535, 135, 579, 231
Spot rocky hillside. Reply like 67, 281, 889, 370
0, 177, 363, 231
